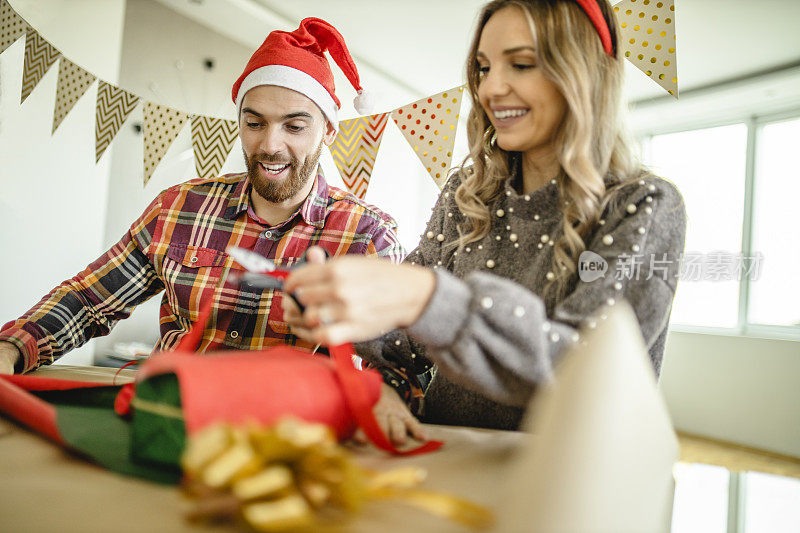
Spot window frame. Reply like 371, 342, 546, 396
639, 107, 800, 341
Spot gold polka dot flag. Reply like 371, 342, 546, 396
391, 86, 464, 190
329, 113, 389, 199
191, 115, 238, 180
143, 102, 189, 186
613, 0, 678, 98
52, 57, 96, 133
1, 0, 30, 55
20, 30, 60, 104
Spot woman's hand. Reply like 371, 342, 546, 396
283, 294, 315, 343
283, 247, 436, 346
283, 246, 328, 344
353, 383, 428, 446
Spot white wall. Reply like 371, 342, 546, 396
661, 332, 800, 458
0, 0, 126, 366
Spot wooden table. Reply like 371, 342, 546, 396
0, 366, 525, 533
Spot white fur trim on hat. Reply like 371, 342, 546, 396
235, 65, 339, 131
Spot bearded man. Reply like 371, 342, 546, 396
0, 18, 404, 375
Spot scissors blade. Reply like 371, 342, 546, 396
227, 246, 276, 274
235, 271, 284, 290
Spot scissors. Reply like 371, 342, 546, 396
227, 246, 326, 312
226, 246, 287, 290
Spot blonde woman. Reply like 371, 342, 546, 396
283, 0, 686, 440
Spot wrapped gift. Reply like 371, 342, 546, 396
128, 345, 384, 468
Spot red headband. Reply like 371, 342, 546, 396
574, 0, 614, 56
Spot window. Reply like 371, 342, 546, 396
641, 113, 800, 336
671, 466, 800, 533
743, 471, 800, 532
748, 118, 800, 327
643, 124, 748, 328
671, 463, 729, 533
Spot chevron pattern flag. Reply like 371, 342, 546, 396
191, 115, 238, 179
614, 0, 678, 98
392, 86, 464, 189
143, 102, 189, 186
1, 0, 30, 55
329, 113, 389, 199
52, 57, 96, 133
21, 30, 60, 104
95, 81, 140, 162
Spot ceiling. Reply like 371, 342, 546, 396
156, 0, 800, 104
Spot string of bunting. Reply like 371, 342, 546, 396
1, 0, 677, 196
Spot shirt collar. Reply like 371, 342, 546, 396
224, 169, 329, 229
225, 174, 251, 220
299, 168, 329, 228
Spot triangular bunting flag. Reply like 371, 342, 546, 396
614, 0, 678, 98
391, 86, 464, 189
1, 0, 29, 55
20, 30, 60, 104
329, 113, 389, 199
143, 102, 189, 186
95, 81, 139, 162
191, 115, 238, 180
52, 57, 96, 133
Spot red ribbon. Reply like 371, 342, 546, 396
330, 344, 443, 456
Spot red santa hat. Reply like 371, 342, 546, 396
231, 17, 373, 131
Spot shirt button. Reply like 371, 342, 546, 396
229, 331, 239, 339
190, 256, 198, 263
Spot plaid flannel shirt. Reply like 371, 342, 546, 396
1, 171, 405, 373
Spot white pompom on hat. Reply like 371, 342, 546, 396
232, 17, 373, 131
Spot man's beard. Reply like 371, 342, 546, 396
244, 142, 323, 203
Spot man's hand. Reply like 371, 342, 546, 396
353, 383, 428, 446
0, 341, 21, 375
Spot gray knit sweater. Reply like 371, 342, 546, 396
357, 169, 686, 430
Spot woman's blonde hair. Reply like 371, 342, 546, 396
454, 0, 643, 299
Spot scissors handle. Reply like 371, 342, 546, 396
229, 272, 305, 313
229, 248, 329, 311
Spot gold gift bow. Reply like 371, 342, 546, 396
181, 418, 494, 531
369, 486, 495, 530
